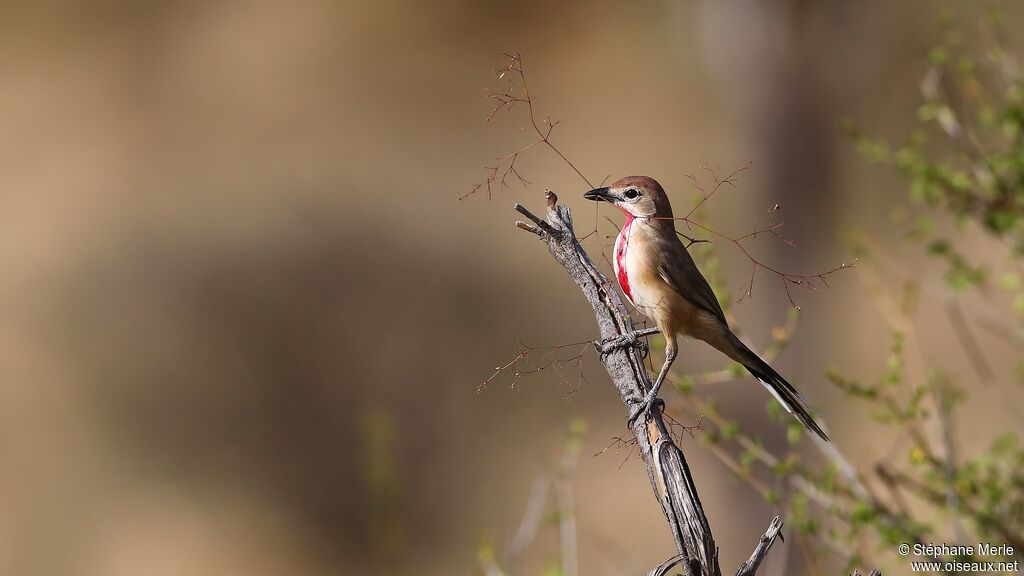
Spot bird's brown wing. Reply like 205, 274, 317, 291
657, 236, 829, 441
655, 236, 728, 324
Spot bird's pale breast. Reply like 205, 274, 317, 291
616, 219, 702, 337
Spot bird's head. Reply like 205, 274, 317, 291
583, 176, 672, 219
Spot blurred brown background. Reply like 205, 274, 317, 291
1, 1, 1022, 575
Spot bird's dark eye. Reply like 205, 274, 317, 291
623, 189, 640, 200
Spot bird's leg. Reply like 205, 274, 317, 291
595, 327, 660, 359
627, 344, 677, 425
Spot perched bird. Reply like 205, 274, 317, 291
584, 176, 829, 441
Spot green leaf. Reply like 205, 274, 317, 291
958, 56, 976, 75
674, 375, 695, 395
728, 362, 745, 377
1013, 294, 1024, 317
929, 47, 949, 66
787, 423, 803, 446
999, 272, 1021, 291
927, 239, 950, 255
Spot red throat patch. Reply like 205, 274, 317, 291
613, 213, 635, 305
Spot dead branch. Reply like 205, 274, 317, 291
514, 191, 786, 576
735, 516, 784, 576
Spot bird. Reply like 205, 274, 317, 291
584, 176, 829, 441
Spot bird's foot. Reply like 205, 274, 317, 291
626, 392, 665, 426
595, 331, 650, 359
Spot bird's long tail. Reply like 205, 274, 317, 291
722, 332, 830, 442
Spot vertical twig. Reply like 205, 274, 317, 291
556, 422, 583, 576
505, 476, 550, 572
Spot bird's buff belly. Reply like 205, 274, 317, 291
618, 248, 695, 334
629, 274, 688, 324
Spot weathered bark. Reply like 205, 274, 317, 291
514, 192, 783, 576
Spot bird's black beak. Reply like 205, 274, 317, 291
584, 187, 614, 202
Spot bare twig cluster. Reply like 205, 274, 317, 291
462, 53, 593, 201
469, 52, 852, 310
478, 337, 592, 397
663, 163, 853, 310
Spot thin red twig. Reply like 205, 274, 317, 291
659, 168, 854, 309
479, 338, 593, 398
462, 53, 593, 201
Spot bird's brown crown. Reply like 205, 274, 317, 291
611, 175, 673, 218
610, 175, 664, 193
